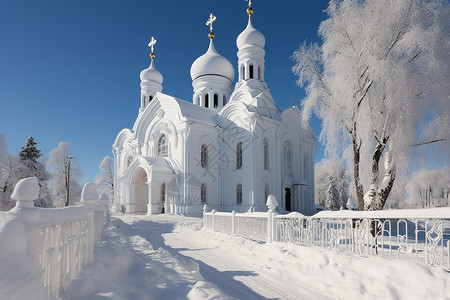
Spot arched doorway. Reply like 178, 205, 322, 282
130, 167, 148, 214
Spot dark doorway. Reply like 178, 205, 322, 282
285, 187, 291, 211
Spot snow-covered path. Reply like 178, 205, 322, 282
62, 214, 450, 300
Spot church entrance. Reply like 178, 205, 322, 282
285, 187, 291, 212
130, 167, 149, 214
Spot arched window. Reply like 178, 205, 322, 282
236, 141, 242, 169
214, 94, 218, 108
201, 183, 207, 203
127, 156, 133, 168
205, 94, 209, 108
160, 183, 166, 203
242, 65, 246, 80
223, 95, 227, 105
284, 141, 292, 177
236, 183, 242, 204
258, 66, 261, 80
264, 182, 269, 203
158, 134, 168, 157
249, 65, 254, 79
201, 144, 208, 168
263, 137, 269, 170
149, 95, 153, 103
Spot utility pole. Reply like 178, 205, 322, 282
65, 155, 73, 207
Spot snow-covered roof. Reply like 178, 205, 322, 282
144, 156, 175, 174
190, 39, 234, 82
140, 59, 163, 85
237, 15, 265, 50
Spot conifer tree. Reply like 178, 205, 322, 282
325, 176, 339, 211
16, 136, 52, 207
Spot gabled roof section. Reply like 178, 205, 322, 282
219, 80, 282, 124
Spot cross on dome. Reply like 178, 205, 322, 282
206, 13, 217, 32
148, 37, 157, 53
246, 0, 252, 7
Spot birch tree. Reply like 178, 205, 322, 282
293, 0, 450, 210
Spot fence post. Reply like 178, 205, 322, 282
266, 195, 278, 243
212, 209, 216, 232
232, 210, 236, 235
203, 204, 208, 225
11, 177, 41, 262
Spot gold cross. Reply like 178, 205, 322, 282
206, 13, 217, 32
148, 36, 157, 53
246, 0, 252, 7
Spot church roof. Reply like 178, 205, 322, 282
190, 38, 235, 82
236, 12, 265, 50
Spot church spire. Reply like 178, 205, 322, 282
139, 36, 163, 112
237, 0, 265, 82
190, 13, 234, 109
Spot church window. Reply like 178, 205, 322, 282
236, 183, 242, 204
158, 134, 168, 157
236, 141, 242, 169
242, 65, 246, 80
263, 137, 269, 170
149, 95, 153, 102
223, 95, 227, 105
160, 183, 166, 203
127, 156, 133, 168
249, 65, 254, 79
201, 183, 207, 203
284, 141, 292, 177
201, 144, 208, 168
264, 182, 269, 203
205, 94, 209, 108
214, 94, 218, 108
258, 66, 261, 80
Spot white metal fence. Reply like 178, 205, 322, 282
203, 205, 450, 271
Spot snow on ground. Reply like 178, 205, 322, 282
62, 214, 450, 300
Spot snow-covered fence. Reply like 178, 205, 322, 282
0, 178, 107, 300
203, 198, 450, 271
202, 196, 278, 242
275, 209, 450, 270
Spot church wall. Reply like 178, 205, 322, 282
184, 123, 220, 216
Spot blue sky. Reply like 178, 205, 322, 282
0, 0, 330, 184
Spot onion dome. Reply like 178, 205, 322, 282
140, 57, 163, 85
190, 38, 235, 82
236, 11, 265, 50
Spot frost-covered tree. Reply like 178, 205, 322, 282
95, 155, 114, 201
325, 176, 340, 210
48, 142, 82, 207
0, 134, 18, 210
315, 158, 349, 209
406, 167, 450, 208
293, 0, 450, 211
16, 136, 52, 207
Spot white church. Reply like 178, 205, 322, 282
112, 4, 317, 217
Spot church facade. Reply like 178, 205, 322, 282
112, 5, 317, 217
